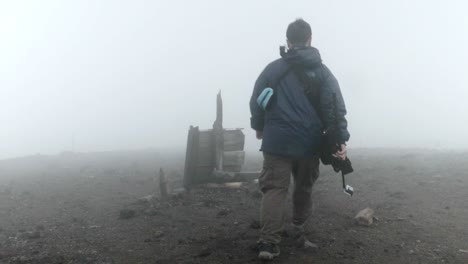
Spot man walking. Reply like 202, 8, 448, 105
249, 18, 350, 260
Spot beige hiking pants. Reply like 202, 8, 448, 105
258, 152, 320, 244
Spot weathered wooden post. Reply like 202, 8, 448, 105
213, 91, 224, 172
183, 126, 199, 188
183, 91, 258, 187
159, 168, 168, 200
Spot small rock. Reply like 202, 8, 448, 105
26, 231, 41, 239
35, 225, 45, 231
249, 220, 261, 229
119, 209, 136, 219
143, 208, 159, 216
152, 230, 165, 239
354, 208, 375, 226
217, 208, 230, 217
459, 249, 468, 253
138, 195, 155, 203
198, 247, 212, 258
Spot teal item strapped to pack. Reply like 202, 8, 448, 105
256, 64, 292, 111
257, 88, 274, 110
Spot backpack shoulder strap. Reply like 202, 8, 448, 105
269, 64, 292, 93
292, 64, 324, 118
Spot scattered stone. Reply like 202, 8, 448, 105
354, 208, 375, 226
197, 247, 212, 258
143, 208, 159, 216
152, 230, 165, 239
119, 209, 136, 219
35, 225, 45, 231
138, 195, 155, 203
217, 208, 230, 217
27, 231, 41, 239
250, 220, 261, 229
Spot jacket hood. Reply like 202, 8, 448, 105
282, 46, 322, 68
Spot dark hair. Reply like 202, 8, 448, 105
286, 18, 312, 46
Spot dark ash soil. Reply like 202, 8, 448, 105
0, 149, 467, 264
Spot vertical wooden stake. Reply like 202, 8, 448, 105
213, 91, 224, 171
159, 168, 168, 200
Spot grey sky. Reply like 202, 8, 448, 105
0, 0, 467, 159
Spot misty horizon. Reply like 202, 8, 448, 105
1, 0, 467, 159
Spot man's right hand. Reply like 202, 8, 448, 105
332, 144, 347, 160
256, 130, 263, 140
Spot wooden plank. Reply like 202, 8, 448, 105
223, 151, 245, 172
193, 130, 215, 184
183, 126, 199, 188
223, 129, 245, 151
197, 130, 214, 166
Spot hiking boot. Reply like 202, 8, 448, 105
296, 235, 319, 250
287, 223, 319, 250
288, 223, 305, 239
257, 242, 280, 260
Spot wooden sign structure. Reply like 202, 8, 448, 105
183, 92, 256, 188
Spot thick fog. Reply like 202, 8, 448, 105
0, 0, 467, 159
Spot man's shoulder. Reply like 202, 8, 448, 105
262, 58, 288, 78
265, 58, 286, 70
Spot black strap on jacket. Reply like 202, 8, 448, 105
292, 65, 324, 119
269, 65, 292, 93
